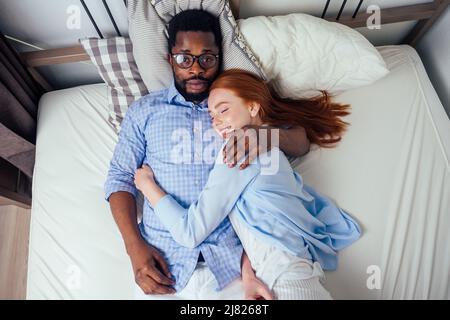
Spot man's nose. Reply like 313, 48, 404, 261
190, 59, 205, 76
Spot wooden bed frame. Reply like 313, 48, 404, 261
19, 0, 450, 91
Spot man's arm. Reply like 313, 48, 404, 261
224, 125, 310, 169
109, 191, 141, 253
105, 105, 174, 294
109, 192, 175, 294
278, 126, 310, 158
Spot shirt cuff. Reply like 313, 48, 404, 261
104, 183, 138, 201
153, 194, 185, 227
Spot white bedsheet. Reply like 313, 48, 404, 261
27, 45, 450, 299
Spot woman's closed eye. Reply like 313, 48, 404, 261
220, 108, 229, 114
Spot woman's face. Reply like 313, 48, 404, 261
208, 88, 261, 137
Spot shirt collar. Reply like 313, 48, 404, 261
167, 82, 179, 104
167, 81, 208, 109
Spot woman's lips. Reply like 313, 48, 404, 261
186, 80, 207, 91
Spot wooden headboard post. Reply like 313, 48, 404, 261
230, 0, 240, 18
403, 0, 449, 46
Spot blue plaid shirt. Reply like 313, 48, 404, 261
104, 83, 243, 292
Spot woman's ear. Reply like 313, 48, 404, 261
249, 102, 261, 118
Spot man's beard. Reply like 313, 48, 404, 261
174, 75, 212, 103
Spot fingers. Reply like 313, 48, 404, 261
147, 266, 174, 286
258, 287, 274, 300
141, 164, 153, 173
223, 128, 261, 168
152, 250, 173, 280
239, 146, 259, 170
137, 278, 175, 295
135, 267, 176, 294
224, 129, 246, 156
223, 134, 238, 164
233, 138, 248, 166
224, 133, 247, 167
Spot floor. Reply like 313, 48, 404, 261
0, 200, 31, 300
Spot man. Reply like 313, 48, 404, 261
105, 9, 310, 299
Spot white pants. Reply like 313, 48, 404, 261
134, 262, 244, 300
272, 277, 332, 300
229, 212, 333, 300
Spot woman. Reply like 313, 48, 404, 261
134, 69, 361, 299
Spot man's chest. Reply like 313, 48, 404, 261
144, 106, 223, 166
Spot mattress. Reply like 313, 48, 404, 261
27, 45, 450, 299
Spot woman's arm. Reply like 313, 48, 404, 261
134, 166, 166, 205
134, 162, 260, 248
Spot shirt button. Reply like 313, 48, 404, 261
195, 180, 199, 185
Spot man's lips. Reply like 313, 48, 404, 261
186, 80, 208, 91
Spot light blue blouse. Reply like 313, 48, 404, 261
154, 147, 361, 270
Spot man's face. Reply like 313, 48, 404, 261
169, 31, 220, 103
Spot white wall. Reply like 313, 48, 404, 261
416, 6, 450, 117
239, 0, 429, 18
239, 0, 429, 45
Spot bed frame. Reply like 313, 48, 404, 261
18, 0, 449, 91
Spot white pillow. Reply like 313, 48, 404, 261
238, 13, 389, 98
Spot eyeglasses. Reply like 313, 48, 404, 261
171, 53, 220, 69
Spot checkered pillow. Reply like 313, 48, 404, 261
128, 0, 266, 91
79, 37, 148, 132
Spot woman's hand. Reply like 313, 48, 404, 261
134, 164, 166, 206
241, 251, 273, 300
243, 276, 274, 300
134, 164, 156, 193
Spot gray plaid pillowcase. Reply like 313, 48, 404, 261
79, 37, 148, 132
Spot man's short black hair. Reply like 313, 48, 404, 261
168, 9, 223, 55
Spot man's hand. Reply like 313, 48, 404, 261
243, 276, 274, 300
223, 125, 310, 169
223, 125, 275, 170
127, 239, 176, 295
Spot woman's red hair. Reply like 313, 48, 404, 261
210, 69, 350, 147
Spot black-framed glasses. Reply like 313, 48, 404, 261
171, 53, 220, 69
